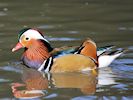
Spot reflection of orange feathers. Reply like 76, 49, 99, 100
25, 77, 48, 90
14, 91, 44, 98
22, 69, 48, 90
11, 69, 47, 98
81, 83, 96, 95
52, 72, 97, 95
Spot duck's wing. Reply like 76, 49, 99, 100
97, 45, 115, 56
50, 44, 115, 58
50, 46, 79, 58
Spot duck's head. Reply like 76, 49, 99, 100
12, 28, 52, 52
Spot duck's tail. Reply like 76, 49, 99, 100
98, 49, 127, 68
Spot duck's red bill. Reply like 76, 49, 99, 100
12, 42, 23, 52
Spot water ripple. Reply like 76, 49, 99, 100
111, 84, 128, 90
72, 96, 133, 100
67, 31, 79, 34
0, 66, 22, 73
0, 11, 7, 16
38, 25, 56, 29
118, 27, 133, 31
112, 63, 133, 72
48, 37, 80, 41
0, 78, 10, 82
114, 59, 133, 65
128, 46, 133, 50
44, 93, 58, 99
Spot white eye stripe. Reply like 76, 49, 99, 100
19, 29, 49, 43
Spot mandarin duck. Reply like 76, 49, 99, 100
12, 28, 125, 72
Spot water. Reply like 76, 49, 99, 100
0, 0, 133, 99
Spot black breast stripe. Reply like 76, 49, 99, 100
43, 58, 50, 70
44, 57, 53, 72
38, 57, 53, 72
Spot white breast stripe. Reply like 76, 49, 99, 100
44, 57, 53, 72
38, 60, 47, 71
38, 57, 53, 72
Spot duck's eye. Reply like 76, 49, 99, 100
25, 37, 30, 41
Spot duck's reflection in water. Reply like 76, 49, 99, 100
11, 68, 48, 99
52, 72, 97, 95
11, 68, 97, 99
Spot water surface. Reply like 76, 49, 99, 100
0, 0, 133, 99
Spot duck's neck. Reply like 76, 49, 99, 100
22, 40, 52, 69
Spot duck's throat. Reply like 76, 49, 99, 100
22, 46, 51, 69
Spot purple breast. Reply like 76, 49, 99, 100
21, 56, 42, 69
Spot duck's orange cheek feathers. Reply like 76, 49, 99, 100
21, 40, 32, 48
